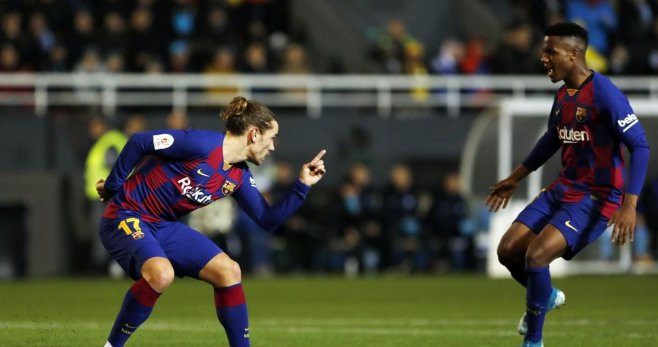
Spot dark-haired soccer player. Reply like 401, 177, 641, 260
486, 23, 649, 347
96, 96, 326, 347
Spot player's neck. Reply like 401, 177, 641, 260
222, 132, 249, 164
564, 66, 592, 89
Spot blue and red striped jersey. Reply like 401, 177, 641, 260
522, 71, 650, 217
102, 129, 310, 230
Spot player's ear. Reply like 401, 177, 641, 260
247, 126, 260, 143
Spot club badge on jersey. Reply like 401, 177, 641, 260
575, 106, 588, 123
222, 181, 236, 196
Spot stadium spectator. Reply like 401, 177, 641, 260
204, 47, 239, 97
165, 109, 190, 130
242, 42, 270, 73
27, 12, 55, 70
566, 0, 617, 72
369, 18, 416, 74
383, 164, 425, 272
332, 163, 382, 275
1, 11, 32, 69
489, 21, 542, 74
428, 172, 472, 271
128, 6, 163, 72
101, 11, 129, 54
105, 50, 126, 73
68, 9, 98, 68
0, 44, 24, 72
167, 39, 192, 73
430, 39, 465, 75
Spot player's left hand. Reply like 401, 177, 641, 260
608, 204, 636, 246
299, 149, 326, 186
96, 178, 112, 202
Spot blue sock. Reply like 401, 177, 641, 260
525, 266, 551, 342
215, 283, 250, 347
108, 278, 161, 347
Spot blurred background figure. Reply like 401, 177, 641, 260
383, 163, 425, 273
83, 114, 147, 275
428, 172, 473, 272
165, 109, 190, 129
333, 162, 382, 276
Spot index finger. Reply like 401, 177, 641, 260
310, 149, 326, 164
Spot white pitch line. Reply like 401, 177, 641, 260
1, 320, 658, 339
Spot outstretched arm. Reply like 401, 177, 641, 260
232, 150, 326, 231
485, 127, 560, 212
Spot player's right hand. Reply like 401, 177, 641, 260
485, 179, 518, 212
96, 178, 111, 202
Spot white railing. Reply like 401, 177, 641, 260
1, 73, 657, 117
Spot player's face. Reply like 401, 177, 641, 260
247, 120, 278, 165
540, 36, 575, 83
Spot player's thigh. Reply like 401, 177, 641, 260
99, 215, 167, 280
545, 196, 610, 260
525, 224, 568, 267
499, 190, 558, 258
498, 222, 537, 258
156, 222, 222, 279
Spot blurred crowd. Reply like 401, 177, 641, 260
3, 0, 658, 76
0, 0, 309, 74
369, 0, 658, 76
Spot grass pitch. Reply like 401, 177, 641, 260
1, 275, 657, 346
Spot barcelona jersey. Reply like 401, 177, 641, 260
522, 71, 650, 218
102, 129, 309, 230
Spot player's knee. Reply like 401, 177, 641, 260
143, 263, 175, 292
497, 242, 517, 266
524, 248, 549, 268
217, 259, 242, 283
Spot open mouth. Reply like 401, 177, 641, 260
545, 65, 554, 77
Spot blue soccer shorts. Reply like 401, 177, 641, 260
99, 212, 222, 280
515, 189, 611, 260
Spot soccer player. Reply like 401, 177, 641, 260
486, 23, 649, 347
96, 96, 326, 347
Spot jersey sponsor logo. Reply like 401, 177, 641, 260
153, 134, 174, 150
222, 180, 237, 196
617, 113, 638, 132
565, 220, 578, 232
177, 176, 213, 205
197, 169, 210, 177
575, 106, 588, 122
557, 126, 590, 144
250, 176, 257, 187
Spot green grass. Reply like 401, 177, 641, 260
1, 275, 657, 346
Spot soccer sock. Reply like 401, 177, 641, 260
107, 278, 161, 347
214, 283, 250, 347
525, 266, 551, 342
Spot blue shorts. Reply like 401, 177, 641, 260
99, 211, 222, 280
515, 189, 610, 260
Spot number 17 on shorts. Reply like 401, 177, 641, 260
118, 217, 145, 240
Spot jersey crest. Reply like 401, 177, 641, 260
575, 106, 588, 122
222, 180, 237, 196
